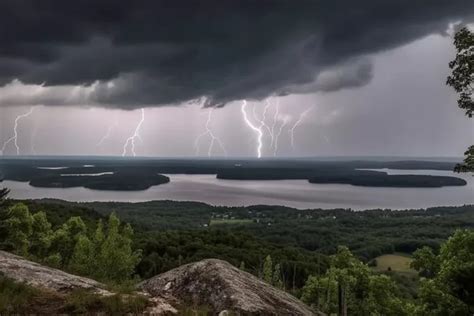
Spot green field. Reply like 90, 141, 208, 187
209, 219, 254, 226
373, 253, 415, 273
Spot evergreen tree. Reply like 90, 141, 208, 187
272, 263, 283, 289
263, 255, 273, 284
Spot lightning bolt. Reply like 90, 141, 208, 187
273, 115, 290, 156
241, 100, 263, 158
270, 99, 280, 148
1, 107, 36, 156
97, 120, 118, 147
122, 108, 145, 157
289, 107, 313, 149
194, 109, 227, 157
252, 100, 273, 144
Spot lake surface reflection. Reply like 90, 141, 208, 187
3, 169, 474, 210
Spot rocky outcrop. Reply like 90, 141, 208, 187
0, 251, 319, 315
0, 250, 110, 295
139, 258, 319, 315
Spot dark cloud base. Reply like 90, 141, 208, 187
0, 0, 473, 108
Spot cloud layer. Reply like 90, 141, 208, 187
0, 0, 473, 108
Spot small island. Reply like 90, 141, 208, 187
308, 173, 467, 187
29, 172, 170, 191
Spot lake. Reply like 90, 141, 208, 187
3, 169, 473, 210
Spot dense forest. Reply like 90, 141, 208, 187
1, 192, 473, 314
46, 200, 474, 260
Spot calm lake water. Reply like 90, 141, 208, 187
3, 169, 474, 210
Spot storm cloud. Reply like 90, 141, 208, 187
0, 0, 473, 109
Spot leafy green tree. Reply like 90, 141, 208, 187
412, 229, 474, 315
365, 274, 408, 316
302, 274, 338, 312
447, 27, 474, 172
5, 203, 33, 256
302, 246, 409, 315
49, 216, 87, 267
95, 213, 141, 282
30, 211, 53, 258
411, 246, 439, 278
69, 235, 95, 276
263, 255, 273, 284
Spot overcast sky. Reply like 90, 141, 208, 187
0, 1, 473, 158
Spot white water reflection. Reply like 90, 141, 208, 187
3, 169, 473, 210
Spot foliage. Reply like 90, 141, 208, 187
447, 27, 474, 118
447, 27, 474, 172
0, 275, 148, 315
90, 214, 142, 282
5, 203, 33, 256
0, 274, 42, 314
302, 246, 410, 315
3, 203, 141, 283
454, 145, 474, 172
63, 289, 148, 315
9, 199, 474, 289
135, 229, 327, 289
411, 247, 439, 278
263, 255, 273, 283
412, 229, 474, 315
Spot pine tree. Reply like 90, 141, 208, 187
273, 263, 283, 289
263, 255, 273, 284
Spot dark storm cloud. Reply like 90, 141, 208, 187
0, 0, 473, 108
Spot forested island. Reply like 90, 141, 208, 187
29, 172, 170, 191
308, 173, 466, 187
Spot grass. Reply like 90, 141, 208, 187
63, 290, 149, 315
0, 275, 149, 315
372, 253, 415, 273
180, 306, 239, 315
209, 219, 254, 226
0, 275, 63, 314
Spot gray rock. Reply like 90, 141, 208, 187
138, 258, 320, 315
0, 250, 110, 295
